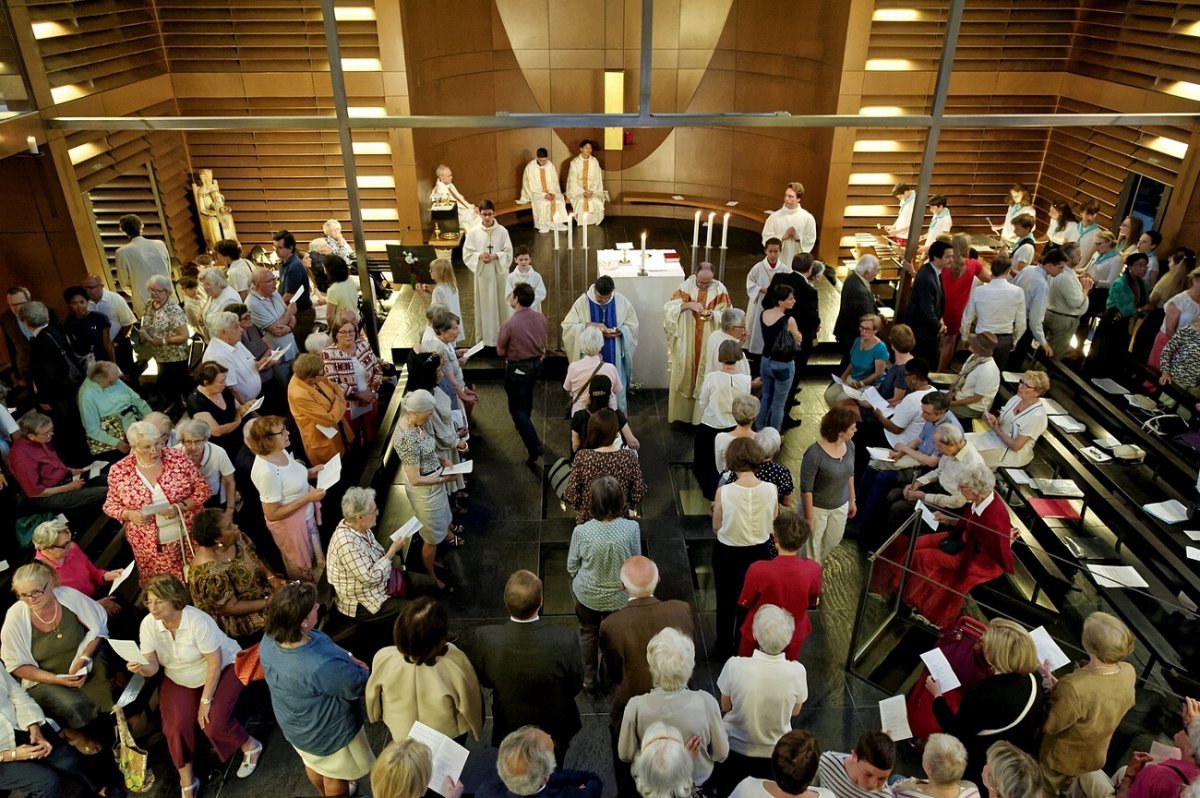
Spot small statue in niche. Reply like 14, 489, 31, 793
192, 168, 236, 250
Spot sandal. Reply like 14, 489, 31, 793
65, 732, 102, 755
447, 534, 466, 547
182, 778, 200, 798
237, 739, 263, 778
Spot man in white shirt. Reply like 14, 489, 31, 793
463, 200, 514, 346
1009, 246, 1064, 367
884, 182, 916, 244
873, 359, 936, 447
246, 267, 297, 374
202, 311, 266, 402
960, 257, 1026, 368
216, 239, 254, 300
704, 309, 752, 379
430, 164, 480, 231
885, 424, 985, 528
947, 333, 1001, 419
761, 182, 817, 268
82, 273, 137, 376
518, 148, 566, 233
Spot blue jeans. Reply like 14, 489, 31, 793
756, 356, 795, 431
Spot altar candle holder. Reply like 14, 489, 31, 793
719, 244, 728, 286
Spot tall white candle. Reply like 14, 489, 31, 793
641, 231, 647, 264
705, 212, 715, 248
25, 136, 36, 155
553, 225, 560, 250
721, 213, 730, 248
582, 213, 588, 249
567, 214, 573, 249
692, 211, 700, 248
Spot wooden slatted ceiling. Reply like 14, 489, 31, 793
154, 0, 379, 72
1069, 1, 1200, 90
25, 0, 166, 97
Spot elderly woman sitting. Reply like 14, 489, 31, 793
176, 418, 236, 515
199, 268, 243, 338
972, 369, 1050, 469
288, 353, 352, 467
1, 562, 112, 755
893, 733, 977, 798
78, 360, 150, 457
630, 722, 696, 798
32, 519, 123, 615
327, 487, 428, 621
619, 627, 729, 788
7, 411, 108, 510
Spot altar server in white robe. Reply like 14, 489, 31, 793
922, 194, 953, 250
562, 275, 639, 412
746, 237, 789, 355
762, 182, 817, 269
463, 201, 513, 346
664, 262, 732, 424
430, 164, 480, 231
566, 139, 606, 226
505, 246, 547, 316
519, 148, 567, 233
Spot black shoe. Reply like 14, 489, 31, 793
781, 415, 803, 431
526, 445, 543, 466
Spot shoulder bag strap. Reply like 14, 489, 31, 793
571, 359, 605, 406
977, 673, 1039, 736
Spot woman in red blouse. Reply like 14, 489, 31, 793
939, 233, 985, 371
321, 317, 384, 446
32, 518, 123, 614
103, 420, 211, 585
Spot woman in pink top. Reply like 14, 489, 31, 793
940, 233, 985, 371
32, 518, 123, 615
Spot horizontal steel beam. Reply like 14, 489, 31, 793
47, 111, 1200, 132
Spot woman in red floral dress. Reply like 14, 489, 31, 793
103, 420, 211, 585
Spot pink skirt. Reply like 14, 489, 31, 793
266, 510, 323, 581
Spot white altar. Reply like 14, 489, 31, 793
595, 249, 685, 390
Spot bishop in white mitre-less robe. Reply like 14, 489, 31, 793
664, 265, 732, 424
562, 283, 639, 412
518, 152, 566, 233
745, 253, 791, 355
463, 213, 513, 346
566, 141, 606, 226
430, 167, 480, 231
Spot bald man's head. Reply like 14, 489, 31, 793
620, 555, 660, 598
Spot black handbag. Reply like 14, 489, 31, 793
938, 531, 966, 555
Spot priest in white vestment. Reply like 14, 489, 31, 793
562, 275, 639, 412
745, 238, 790, 355
463, 201, 513, 346
566, 140, 606, 226
518, 148, 567, 233
430, 164, 480, 231
761, 181, 817, 268
664, 262, 732, 424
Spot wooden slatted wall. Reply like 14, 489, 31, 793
1070, 0, 1200, 91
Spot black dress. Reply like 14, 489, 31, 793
186, 387, 243, 454
932, 671, 1046, 786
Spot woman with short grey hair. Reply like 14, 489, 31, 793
564, 325, 623, 415
714, 393, 758, 475
32, 518, 123, 613
619, 628, 729, 788
630, 723, 695, 798
78, 359, 149, 456
141, 273, 190, 407
752, 426, 795, 507
894, 733, 975, 798
175, 417, 235, 514
326, 486, 422, 622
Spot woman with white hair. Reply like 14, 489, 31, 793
103, 419, 211, 584
893, 733, 978, 798
393, 390, 462, 589
327, 487, 422, 620
631, 722, 696, 798
176, 418, 236, 514
202, 311, 270, 404
563, 325, 623, 415
32, 518, 123, 614
753, 426, 794, 507
141, 273, 191, 407
78, 360, 150, 457
717, 605, 809, 786
247, 416, 326, 582
199, 268, 242, 338
983, 742, 1041, 798
619, 627, 729, 788
714, 393, 759, 476
322, 218, 356, 261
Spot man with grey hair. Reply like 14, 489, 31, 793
202, 311, 268, 403
716, 604, 808, 789
893, 423, 984, 518
478, 726, 603, 798
247, 266, 297, 374
704, 307, 752, 378
600, 555, 695, 797
115, 213, 172, 314
834, 254, 881, 361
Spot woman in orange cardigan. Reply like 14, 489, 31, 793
288, 354, 354, 466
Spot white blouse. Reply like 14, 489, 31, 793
139, 606, 239, 689
252, 451, 315, 522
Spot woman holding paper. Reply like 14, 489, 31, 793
978, 370, 1050, 469
247, 416, 326, 582
32, 519, 123, 615
392, 390, 462, 590
131, 574, 262, 795
103, 421, 211, 585
405, 352, 468, 496
176, 419, 237, 514
260, 581, 374, 798
322, 318, 384, 447
187, 362, 256, 456
288, 354, 352, 467
187, 509, 283, 643
824, 314, 890, 408
1, 562, 112, 756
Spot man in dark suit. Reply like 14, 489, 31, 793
834, 255, 880, 363
21, 301, 88, 462
599, 556, 696, 797
903, 240, 952, 366
769, 254, 822, 426
472, 570, 583, 767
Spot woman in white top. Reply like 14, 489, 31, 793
426, 259, 464, 344
199, 268, 243, 340
1149, 267, 1200, 370
695, 340, 754, 499
1044, 200, 1077, 247
712, 437, 778, 657
892, 733, 979, 798
714, 394, 759, 485
129, 574, 260, 796
729, 729, 833, 798
563, 326, 622, 415
248, 416, 327, 581
177, 418, 236, 515
978, 370, 1050, 468
992, 184, 1035, 244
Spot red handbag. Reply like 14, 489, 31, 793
233, 643, 265, 686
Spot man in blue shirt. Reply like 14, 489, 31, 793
273, 229, 315, 344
